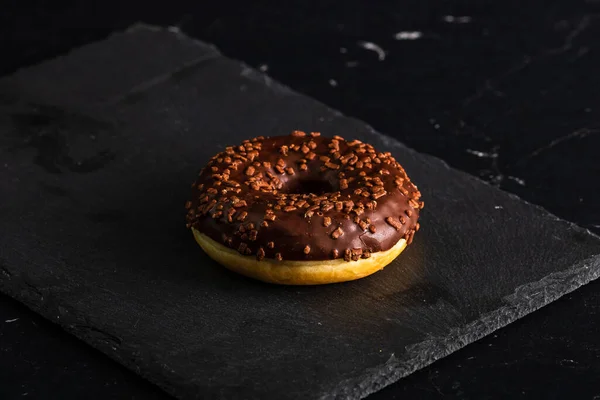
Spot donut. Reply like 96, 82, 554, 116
185, 131, 423, 285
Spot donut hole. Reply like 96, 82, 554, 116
282, 178, 336, 196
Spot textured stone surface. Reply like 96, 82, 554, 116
1, 25, 599, 399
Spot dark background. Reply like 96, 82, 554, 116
1, 1, 599, 398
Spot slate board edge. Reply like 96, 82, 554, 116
0, 280, 175, 399
335, 254, 600, 399
1, 23, 600, 400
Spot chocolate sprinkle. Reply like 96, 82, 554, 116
385, 217, 402, 231
344, 249, 352, 262
331, 227, 344, 239
256, 247, 265, 261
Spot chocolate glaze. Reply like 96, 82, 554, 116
186, 131, 423, 261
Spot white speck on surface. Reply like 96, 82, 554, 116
394, 31, 422, 40
560, 359, 578, 366
339, 47, 347, 53
466, 149, 498, 158
495, 205, 503, 209
443, 15, 472, 23
346, 61, 359, 68
328, 79, 338, 87
585, 107, 592, 112
167, 26, 182, 34
508, 176, 526, 185
357, 41, 386, 60
434, 124, 440, 129
5, 318, 19, 323
258, 64, 269, 72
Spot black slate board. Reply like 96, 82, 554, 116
1, 25, 599, 399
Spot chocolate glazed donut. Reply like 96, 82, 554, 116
186, 131, 423, 285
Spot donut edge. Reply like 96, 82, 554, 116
192, 228, 407, 285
